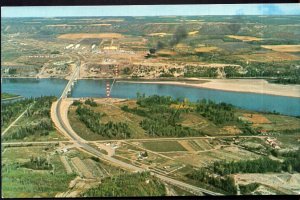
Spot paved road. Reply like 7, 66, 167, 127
2, 102, 35, 136
154, 173, 223, 196
91, 135, 268, 143
2, 141, 69, 145
51, 60, 223, 196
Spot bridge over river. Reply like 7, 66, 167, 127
52, 60, 223, 196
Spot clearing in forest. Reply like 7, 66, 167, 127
226, 35, 263, 41
261, 45, 300, 52
58, 33, 125, 40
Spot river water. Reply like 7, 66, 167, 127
2, 78, 300, 116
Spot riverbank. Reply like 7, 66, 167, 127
117, 79, 300, 98
3, 76, 300, 98
1, 96, 24, 102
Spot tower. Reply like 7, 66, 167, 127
114, 65, 119, 77
106, 80, 110, 98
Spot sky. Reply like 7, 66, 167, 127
2, 4, 300, 18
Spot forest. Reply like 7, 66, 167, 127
121, 94, 261, 137
76, 106, 132, 139
122, 94, 204, 137
3, 96, 57, 141
187, 168, 237, 194
212, 149, 300, 176
81, 172, 166, 197
195, 99, 236, 124
1, 98, 34, 129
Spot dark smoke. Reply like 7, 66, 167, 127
228, 16, 242, 34
169, 26, 188, 46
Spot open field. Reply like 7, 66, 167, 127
2, 145, 76, 198
88, 24, 112, 26
142, 141, 187, 152
226, 35, 263, 41
2, 14, 300, 197
46, 24, 77, 27
242, 114, 272, 124
147, 33, 172, 37
237, 52, 300, 62
58, 33, 125, 40
188, 31, 199, 36
261, 45, 300, 52
194, 46, 219, 53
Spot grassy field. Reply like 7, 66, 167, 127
142, 141, 187, 152
68, 105, 103, 140
237, 52, 300, 62
58, 33, 124, 40
226, 35, 263, 42
1, 93, 21, 100
2, 166, 76, 198
194, 46, 219, 53
2, 145, 76, 198
261, 45, 300, 52
68, 103, 147, 140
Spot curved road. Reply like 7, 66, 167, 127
52, 59, 223, 196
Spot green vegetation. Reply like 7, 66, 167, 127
187, 168, 237, 194
81, 172, 166, 197
1, 98, 34, 129
22, 156, 52, 170
72, 100, 82, 106
184, 66, 218, 78
76, 106, 132, 139
84, 98, 98, 107
196, 99, 236, 124
3, 96, 57, 141
212, 157, 282, 175
212, 149, 300, 176
268, 77, 300, 85
1, 92, 21, 100
142, 141, 187, 152
122, 94, 204, 137
239, 183, 260, 194
2, 163, 76, 198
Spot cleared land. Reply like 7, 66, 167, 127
227, 35, 263, 41
235, 173, 300, 194
58, 33, 125, 40
237, 52, 300, 62
261, 45, 300, 52
142, 141, 187, 152
242, 114, 272, 124
147, 33, 172, 37
194, 46, 219, 53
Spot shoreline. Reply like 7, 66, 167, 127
2, 76, 300, 98
1, 96, 24, 102
117, 79, 300, 98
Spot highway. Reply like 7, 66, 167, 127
51, 59, 224, 196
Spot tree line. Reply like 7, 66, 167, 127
187, 168, 237, 194
81, 172, 166, 197
196, 99, 236, 125
76, 106, 132, 139
1, 98, 34, 128
122, 94, 204, 137
3, 96, 57, 141
212, 149, 300, 176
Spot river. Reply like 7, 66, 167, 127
2, 78, 300, 116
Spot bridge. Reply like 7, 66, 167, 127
52, 60, 223, 196
60, 61, 80, 99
